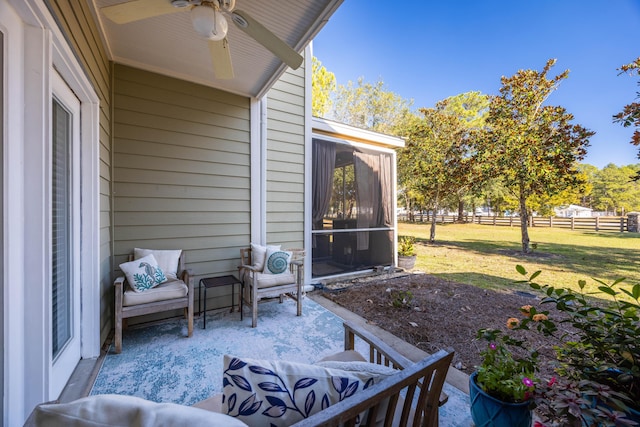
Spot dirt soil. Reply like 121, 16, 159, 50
321, 272, 571, 379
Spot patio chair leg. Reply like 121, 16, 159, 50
187, 308, 193, 337
115, 317, 122, 354
296, 282, 303, 317
252, 298, 258, 328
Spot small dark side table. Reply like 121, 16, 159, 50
199, 275, 241, 329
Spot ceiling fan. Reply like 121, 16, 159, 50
100, 0, 304, 79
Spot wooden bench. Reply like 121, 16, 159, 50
290, 321, 454, 427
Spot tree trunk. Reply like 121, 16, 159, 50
519, 190, 530, 253
429, 188, 440, 243
430, 210, 437, 243
457, 199, 464, 222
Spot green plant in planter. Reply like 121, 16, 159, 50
470, 327, 540, 427
516, 265, 640, 424
398, 236, 416, 256
474, 328, 539, 403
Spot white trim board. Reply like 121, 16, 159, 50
3, 0, 100, 424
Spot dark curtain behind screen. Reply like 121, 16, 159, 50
354, 151, 393, 250
312, 139, 336, 247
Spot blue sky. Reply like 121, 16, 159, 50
312, 0, 640, 169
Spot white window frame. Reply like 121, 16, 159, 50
3, 0, 100, 423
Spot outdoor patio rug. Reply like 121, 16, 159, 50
90, 297, 472, 426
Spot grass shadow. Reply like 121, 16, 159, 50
423, 237, 639, 284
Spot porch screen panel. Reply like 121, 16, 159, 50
52, 98, 72, 358
311, 139, 394, 277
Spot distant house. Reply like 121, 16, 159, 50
554, 204, 593, 217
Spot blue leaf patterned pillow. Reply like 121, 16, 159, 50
221, 355, 396, 426
119, 254, 167, 292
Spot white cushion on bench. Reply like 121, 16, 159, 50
29, 394, 247, 427
123, 279, 187, 306
255, 272, 296, 288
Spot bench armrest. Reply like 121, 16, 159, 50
292, 348, 454, 427
342, 321, 450, 408
343, 321, 413, 369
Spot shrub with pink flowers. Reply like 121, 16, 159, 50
514, 265, 640, 427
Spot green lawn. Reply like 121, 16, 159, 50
398, 222, 640, 298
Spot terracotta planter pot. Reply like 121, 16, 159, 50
469, 372, 532, 427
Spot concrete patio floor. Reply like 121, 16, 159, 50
58, 291, 473, 425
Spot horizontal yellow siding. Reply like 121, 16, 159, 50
113, 64, 251, 315
265, 61, 306, 249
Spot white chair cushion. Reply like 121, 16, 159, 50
317, 350, 368, 363
221, 355, 397, 426
123, 279, 187, 306
119, 254, 167, 292
250, 243, 280, 272
193, 393, 223, 412
134, 248, 182, 280
30, 394, 248, 427
255, 272, 296, 289
262, 248, 292, 275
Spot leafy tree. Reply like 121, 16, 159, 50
439, 92, 489, 220
481, 178, 518, 216
398, 99, 477, 242
529, 180, 590, 216
614, 56, 640, 180
311, 57, 336, 117
472, 59, 594, 253
576, 163, 599, 208
331, 76, 414, 135
591, 163, 640, 215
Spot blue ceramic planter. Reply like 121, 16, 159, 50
626, 407, 640, 425
469, 372, 532, 427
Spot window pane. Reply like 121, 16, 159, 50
52, 98, 72, 358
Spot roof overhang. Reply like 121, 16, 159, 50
89, 0, 343, 98
312, 116, 406, 149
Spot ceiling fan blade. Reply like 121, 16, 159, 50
101, 0, 184, 24
230, 10, 303, 70
209, 39, 234, 79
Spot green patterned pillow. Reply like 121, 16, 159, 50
263, 248, 292, 275
119, 254, 167, 292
